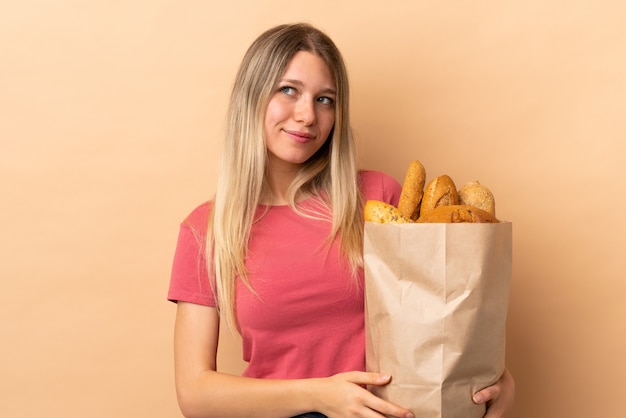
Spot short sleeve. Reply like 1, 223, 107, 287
359, 170, 402, 206
167, 203, 216, 306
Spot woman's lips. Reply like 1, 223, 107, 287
284, 129, 315, 144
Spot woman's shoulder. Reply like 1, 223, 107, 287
181, 201, 213, 232
359, 169, 402, 205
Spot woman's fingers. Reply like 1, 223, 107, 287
472, 382, 501, 404
342, 371, 391, 387
473, 368, 515, 418
333, 372, 414, 418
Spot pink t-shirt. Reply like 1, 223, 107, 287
168, 170, 401, 379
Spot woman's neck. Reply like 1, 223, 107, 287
261, 163, 300, 206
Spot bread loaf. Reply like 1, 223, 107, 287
364, 200, 411, 224
420, 175, 459, 213
397, 160, 426, 220
458, 180, 496, 216
364, 160, 500, 225
416, 205, 499, 223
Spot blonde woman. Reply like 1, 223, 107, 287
168, 23, 514, 418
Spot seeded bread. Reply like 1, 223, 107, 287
364, 200, 411, 224
458, 180, 496, 216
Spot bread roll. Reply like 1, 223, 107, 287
364, 200, 411, 224
397, 160, 426, 221
420, 175, 459, 213
416, 205, 499, 223
458, 180, 496, 216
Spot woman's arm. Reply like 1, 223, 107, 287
173, 302, 415, 418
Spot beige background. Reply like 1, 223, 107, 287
2, 1, 625, 417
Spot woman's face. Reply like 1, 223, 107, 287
264, 51, 336, 171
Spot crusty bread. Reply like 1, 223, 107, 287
364, 200, 411, 224
397, 160, 426, 221
458, 180, 496, 216
420, 175, 459, 213
416, 205, 499, 223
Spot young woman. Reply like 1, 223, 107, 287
168, 23, 515, 418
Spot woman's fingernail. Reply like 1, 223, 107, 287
473, 393, 484, 403
405, 413, 414, 418
379, 374, 391, 382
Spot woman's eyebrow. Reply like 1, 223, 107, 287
280, 78, 336, 95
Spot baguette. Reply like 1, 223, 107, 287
397, 160, 426, 220
416, 205, 499, 223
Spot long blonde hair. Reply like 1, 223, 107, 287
208, 23, 363, 331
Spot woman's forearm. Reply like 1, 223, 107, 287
173, 303, 330, 417
176, 370, 319, 418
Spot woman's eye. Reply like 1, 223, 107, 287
280, 86, 297, 96
317, 96, 335, 105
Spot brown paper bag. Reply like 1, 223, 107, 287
364, 222, 512, 418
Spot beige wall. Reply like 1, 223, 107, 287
2, 1, 625, 417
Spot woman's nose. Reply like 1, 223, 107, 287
294, 98, 316, 125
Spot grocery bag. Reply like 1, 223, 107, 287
364, 222, 512, 418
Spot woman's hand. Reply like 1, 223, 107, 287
472, 368, 515, 418
313, 372, 414, 418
